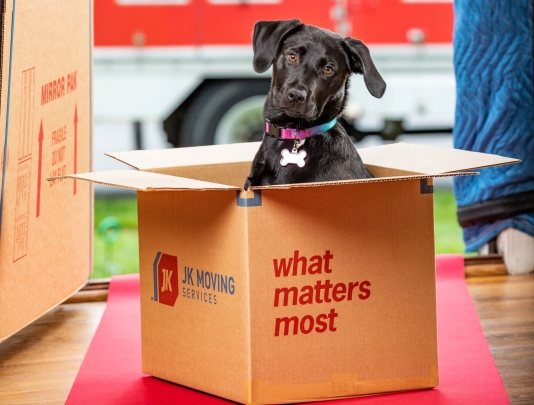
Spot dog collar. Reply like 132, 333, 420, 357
265, 118, 337, 140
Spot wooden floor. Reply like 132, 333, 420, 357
0, 302, 106, 405
0, 272, 533, 405
467, 274, 534, 405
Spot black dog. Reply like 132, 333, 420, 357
244, 19, 386, 190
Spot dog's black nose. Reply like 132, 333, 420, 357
287, 89, 307, 104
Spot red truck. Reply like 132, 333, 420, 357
94, 0, 454, 146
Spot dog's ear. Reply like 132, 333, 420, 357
253, 19, 303, 73
344, 37, 386, 98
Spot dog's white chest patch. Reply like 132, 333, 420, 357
280, 148, 307, 168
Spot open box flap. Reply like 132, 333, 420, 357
47, 170, 240, 191
358, 142, 521, 175
106, 142, 262, 170
106, 141, 519, 176
51, 170, 478, 192
250, 171, 477, 190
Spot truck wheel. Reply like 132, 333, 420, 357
178, 80, 270, 146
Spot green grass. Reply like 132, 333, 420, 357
94, 197, 138, 228
93, 228, 139, 279
434, 189, 465, 254
92, 189, 465, 278
93, 197, 140, 279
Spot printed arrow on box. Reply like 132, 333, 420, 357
36, 120, 43, 218
73, 104, 78, 195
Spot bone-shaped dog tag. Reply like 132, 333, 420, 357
280, 148, 307, 168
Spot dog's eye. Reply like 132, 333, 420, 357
287, 53, 298, 63
323, 66, 334, 75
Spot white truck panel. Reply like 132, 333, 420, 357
94, 44, 455, 127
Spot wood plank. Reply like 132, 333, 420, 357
465, 254, 508, 277
80, 278, 110, 291
467, 274, 534, 405
465, 263, 508, 277
0, 302, 106, 405
465, 254, 504, 266
63, 279, 110, 303
63, 290, 108, 304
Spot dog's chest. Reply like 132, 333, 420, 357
269, 138, 338, 182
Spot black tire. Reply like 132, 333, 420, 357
177, 80, 271, 147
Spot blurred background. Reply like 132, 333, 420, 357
92, 0, 461, 278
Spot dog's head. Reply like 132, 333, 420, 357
253, 20, 386, 125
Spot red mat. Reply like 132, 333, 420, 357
66, 255, 510, 405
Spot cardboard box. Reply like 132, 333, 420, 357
57, 142, 517, 404
0, 0, 93, 341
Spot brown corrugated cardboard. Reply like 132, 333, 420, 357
106, 141, 517, 175
107, 141, 261, 170
107, 142, 260, 188
69, 170, 240, 191
52, 142, 518, 404
357, 142, 518, 175
0, 0, 93, 342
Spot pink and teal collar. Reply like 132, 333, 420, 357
265, 118, 337, 140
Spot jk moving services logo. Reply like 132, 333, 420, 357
152, 252, 178, 306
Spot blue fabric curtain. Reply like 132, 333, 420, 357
453, 0, 534, 252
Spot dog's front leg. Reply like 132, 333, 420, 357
244, 142, 274, 190
244, 161, 268, 190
